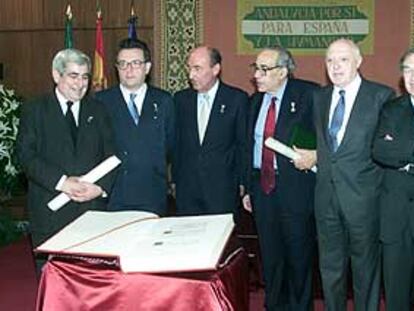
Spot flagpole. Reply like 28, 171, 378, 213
64, 3, 73, 48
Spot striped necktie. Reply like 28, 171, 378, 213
328, 89, 345, 152
127, 93, 139, 125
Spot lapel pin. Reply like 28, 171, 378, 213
153, 102, 158, 119
87, 116, 94, 123
290, 102, 296, 113
220, 104, 226, 114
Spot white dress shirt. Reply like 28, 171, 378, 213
328, 74, 362, 146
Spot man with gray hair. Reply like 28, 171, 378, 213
372, 48, 414, 311
313, 38, 394, 310
17, 48, 115, 275
243, 46, 318, 310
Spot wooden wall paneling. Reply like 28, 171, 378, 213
0, 0, 43, 30
0, 0, 155, 97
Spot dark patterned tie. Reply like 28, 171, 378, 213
261, 97, 277, 194
328, 90, 345, 152
65, 101, 77, 144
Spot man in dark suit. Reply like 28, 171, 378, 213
96, 38, 174, 216
372, 48, 414, 311
173, 46, 248, 217
313, 38, 394, 310
242, 46, 318, 310
16, 48, 115, 273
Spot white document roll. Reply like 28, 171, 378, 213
47, 155, 122, 211
265, 137, 317, 173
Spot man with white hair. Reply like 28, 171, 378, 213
313, 39, 394, 310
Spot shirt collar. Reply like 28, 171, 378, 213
119, 83, 147, 101
198, 79, 219, 102
264, 78, 288, 102
333, 73, 362, 95
55, 88, 80, 106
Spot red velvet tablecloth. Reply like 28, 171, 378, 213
36, 249, 249, 311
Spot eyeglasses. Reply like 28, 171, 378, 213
402, 66, 414, 76
249, 63, 282, 76
116, 59, 147, 70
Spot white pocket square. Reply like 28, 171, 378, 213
383, 134, 394, 141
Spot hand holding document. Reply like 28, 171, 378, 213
48, 156, 121, 211
265, 137, 317, 173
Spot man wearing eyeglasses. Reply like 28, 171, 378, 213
96, 39, 175, 216
17, 48, 116, 275
372, 49, 414, 311
242, 46, 318, 310
173, 46, 248, 219
96, 38, 175, 216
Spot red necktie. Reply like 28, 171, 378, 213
261, 97, 277, 194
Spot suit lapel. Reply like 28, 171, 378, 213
187, 90, 200, 146
202, 83, 223, 146
250, 93, 264, 136
321, 86, 334, 150
337, 81, 369, 152
140, 87, 152, 126
77, 97, 94, 150
276, 81, 294, 141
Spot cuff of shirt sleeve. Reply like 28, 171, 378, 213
55, 175, 67, 191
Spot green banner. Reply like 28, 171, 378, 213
237, 0, 374, 55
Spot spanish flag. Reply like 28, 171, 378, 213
92, 7, 107, 91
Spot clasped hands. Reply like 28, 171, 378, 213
61, 176, 103, 202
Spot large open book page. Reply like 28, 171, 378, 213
36, 211, 234, 273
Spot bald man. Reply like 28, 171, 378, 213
313, 39, 394, 310
173, 46, 248, 219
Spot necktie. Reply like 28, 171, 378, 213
328, 89, 345, 152
261, 97, 277, 194
65, 101, 77, 144
127, 93, 139, 125
198, 93, 210, 144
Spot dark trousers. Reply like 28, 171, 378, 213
383, 229, 414, 311
315, 191, 380, 311
252, 173, 315, 311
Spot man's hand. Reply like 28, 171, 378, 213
69, 182, 103, 202
292, 146, 317, 171
242, 194, 253, 213
61, 176, 86, 197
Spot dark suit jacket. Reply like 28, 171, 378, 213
372, 94, 414, 243
96, 85, 175, 215
174, 81, 248, 215
16, 92, 116, 246
246, 78, 318, 215
313, 79, 395, 233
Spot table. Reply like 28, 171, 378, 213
36, 248, 249, 311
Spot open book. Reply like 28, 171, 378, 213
35, 211, 234, 273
